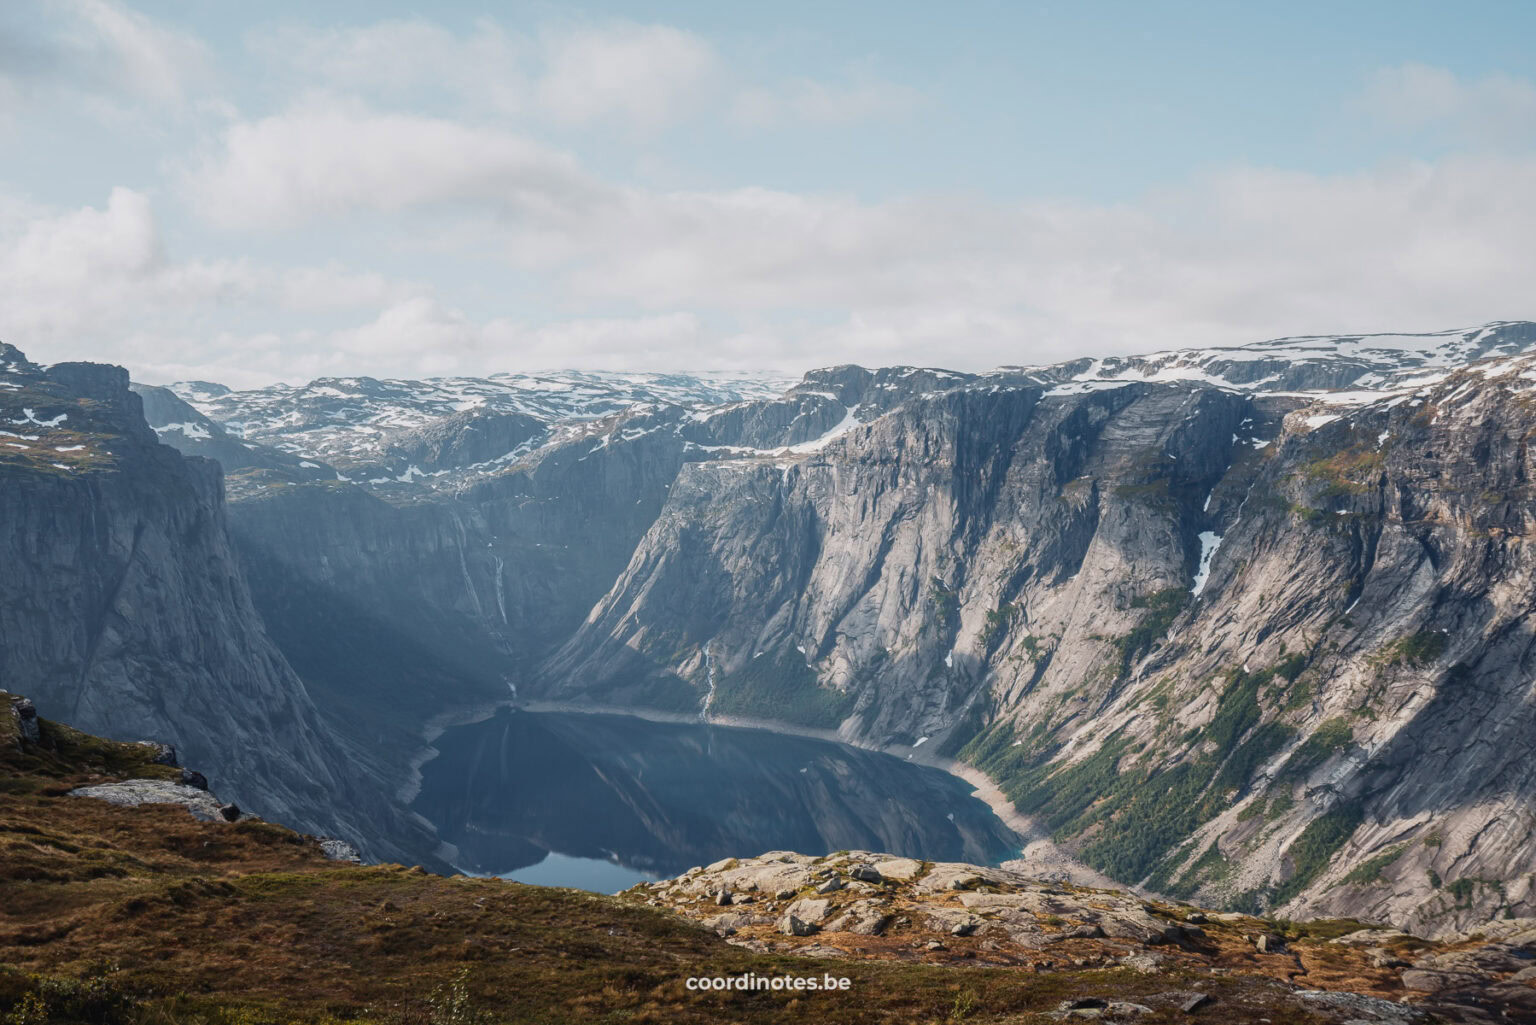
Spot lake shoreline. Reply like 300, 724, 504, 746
425, 697, 1122, 890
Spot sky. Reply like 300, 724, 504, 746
1, 1, 1534, 386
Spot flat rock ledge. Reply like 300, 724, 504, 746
68, 777, 365, 865
68, 779, 233, 823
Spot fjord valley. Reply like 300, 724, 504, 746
7, 324, 1536, 1022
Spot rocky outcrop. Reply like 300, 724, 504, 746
632, 849, 1536, 1022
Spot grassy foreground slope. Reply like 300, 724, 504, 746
1, 694, 1522, 1025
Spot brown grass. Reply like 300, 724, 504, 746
0, 707, 1365, 1024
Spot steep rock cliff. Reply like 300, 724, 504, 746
0, 344, 422, 859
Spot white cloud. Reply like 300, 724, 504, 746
7, 24, 1536, 386
251, 18, 719, 129
65, 0, 208, 104
0, 187, 409, 370
536, 22, 718, 127
0, 0, 209, 112
105, 115, 1536, 380
185, 102, 602, 229
330, 301, 709, 374
110, 306, 719, 385
1358, 63, 1536, 146
248, 19, 529, 116
249, 16, 922, 135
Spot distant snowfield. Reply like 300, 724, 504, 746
158, 321, 1536, 499
1014, 321, 1533, 408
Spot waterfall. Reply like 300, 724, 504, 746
700, 641, 718, 722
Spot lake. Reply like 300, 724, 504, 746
413, 708, 1021, 892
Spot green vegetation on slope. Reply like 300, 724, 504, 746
711, 651, 855, 728
961, 658, 1340, 895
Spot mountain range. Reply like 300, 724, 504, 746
5, 322, 1536, 937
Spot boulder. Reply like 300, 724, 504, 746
1098, 909, 1182, 945
1176, 993, 1210, 1013
1400, 969, 1483, 993
922, 908, 981, 935
1105, 1002, 1153, 1016
1120, 951, 1168, 973
871, 857, 923, 881
779, 914, 818, 937
706, 912, 758, 936
318, 838, 362, 862
826, 900, 892, 936
786, 897, 831, 924
1331, 926, 1413, 946
1255, 933, 1287, 954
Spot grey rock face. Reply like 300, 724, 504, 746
530, 337, 1536, 934
11, 697, 40, 744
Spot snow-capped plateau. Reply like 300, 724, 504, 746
150, 322, 1536, 502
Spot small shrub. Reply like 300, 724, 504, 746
948, 987, 978, 1023
428, 968, 484, 1025
2, 994, 46, 1025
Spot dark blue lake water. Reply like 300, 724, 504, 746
413, 709, 1020, 892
